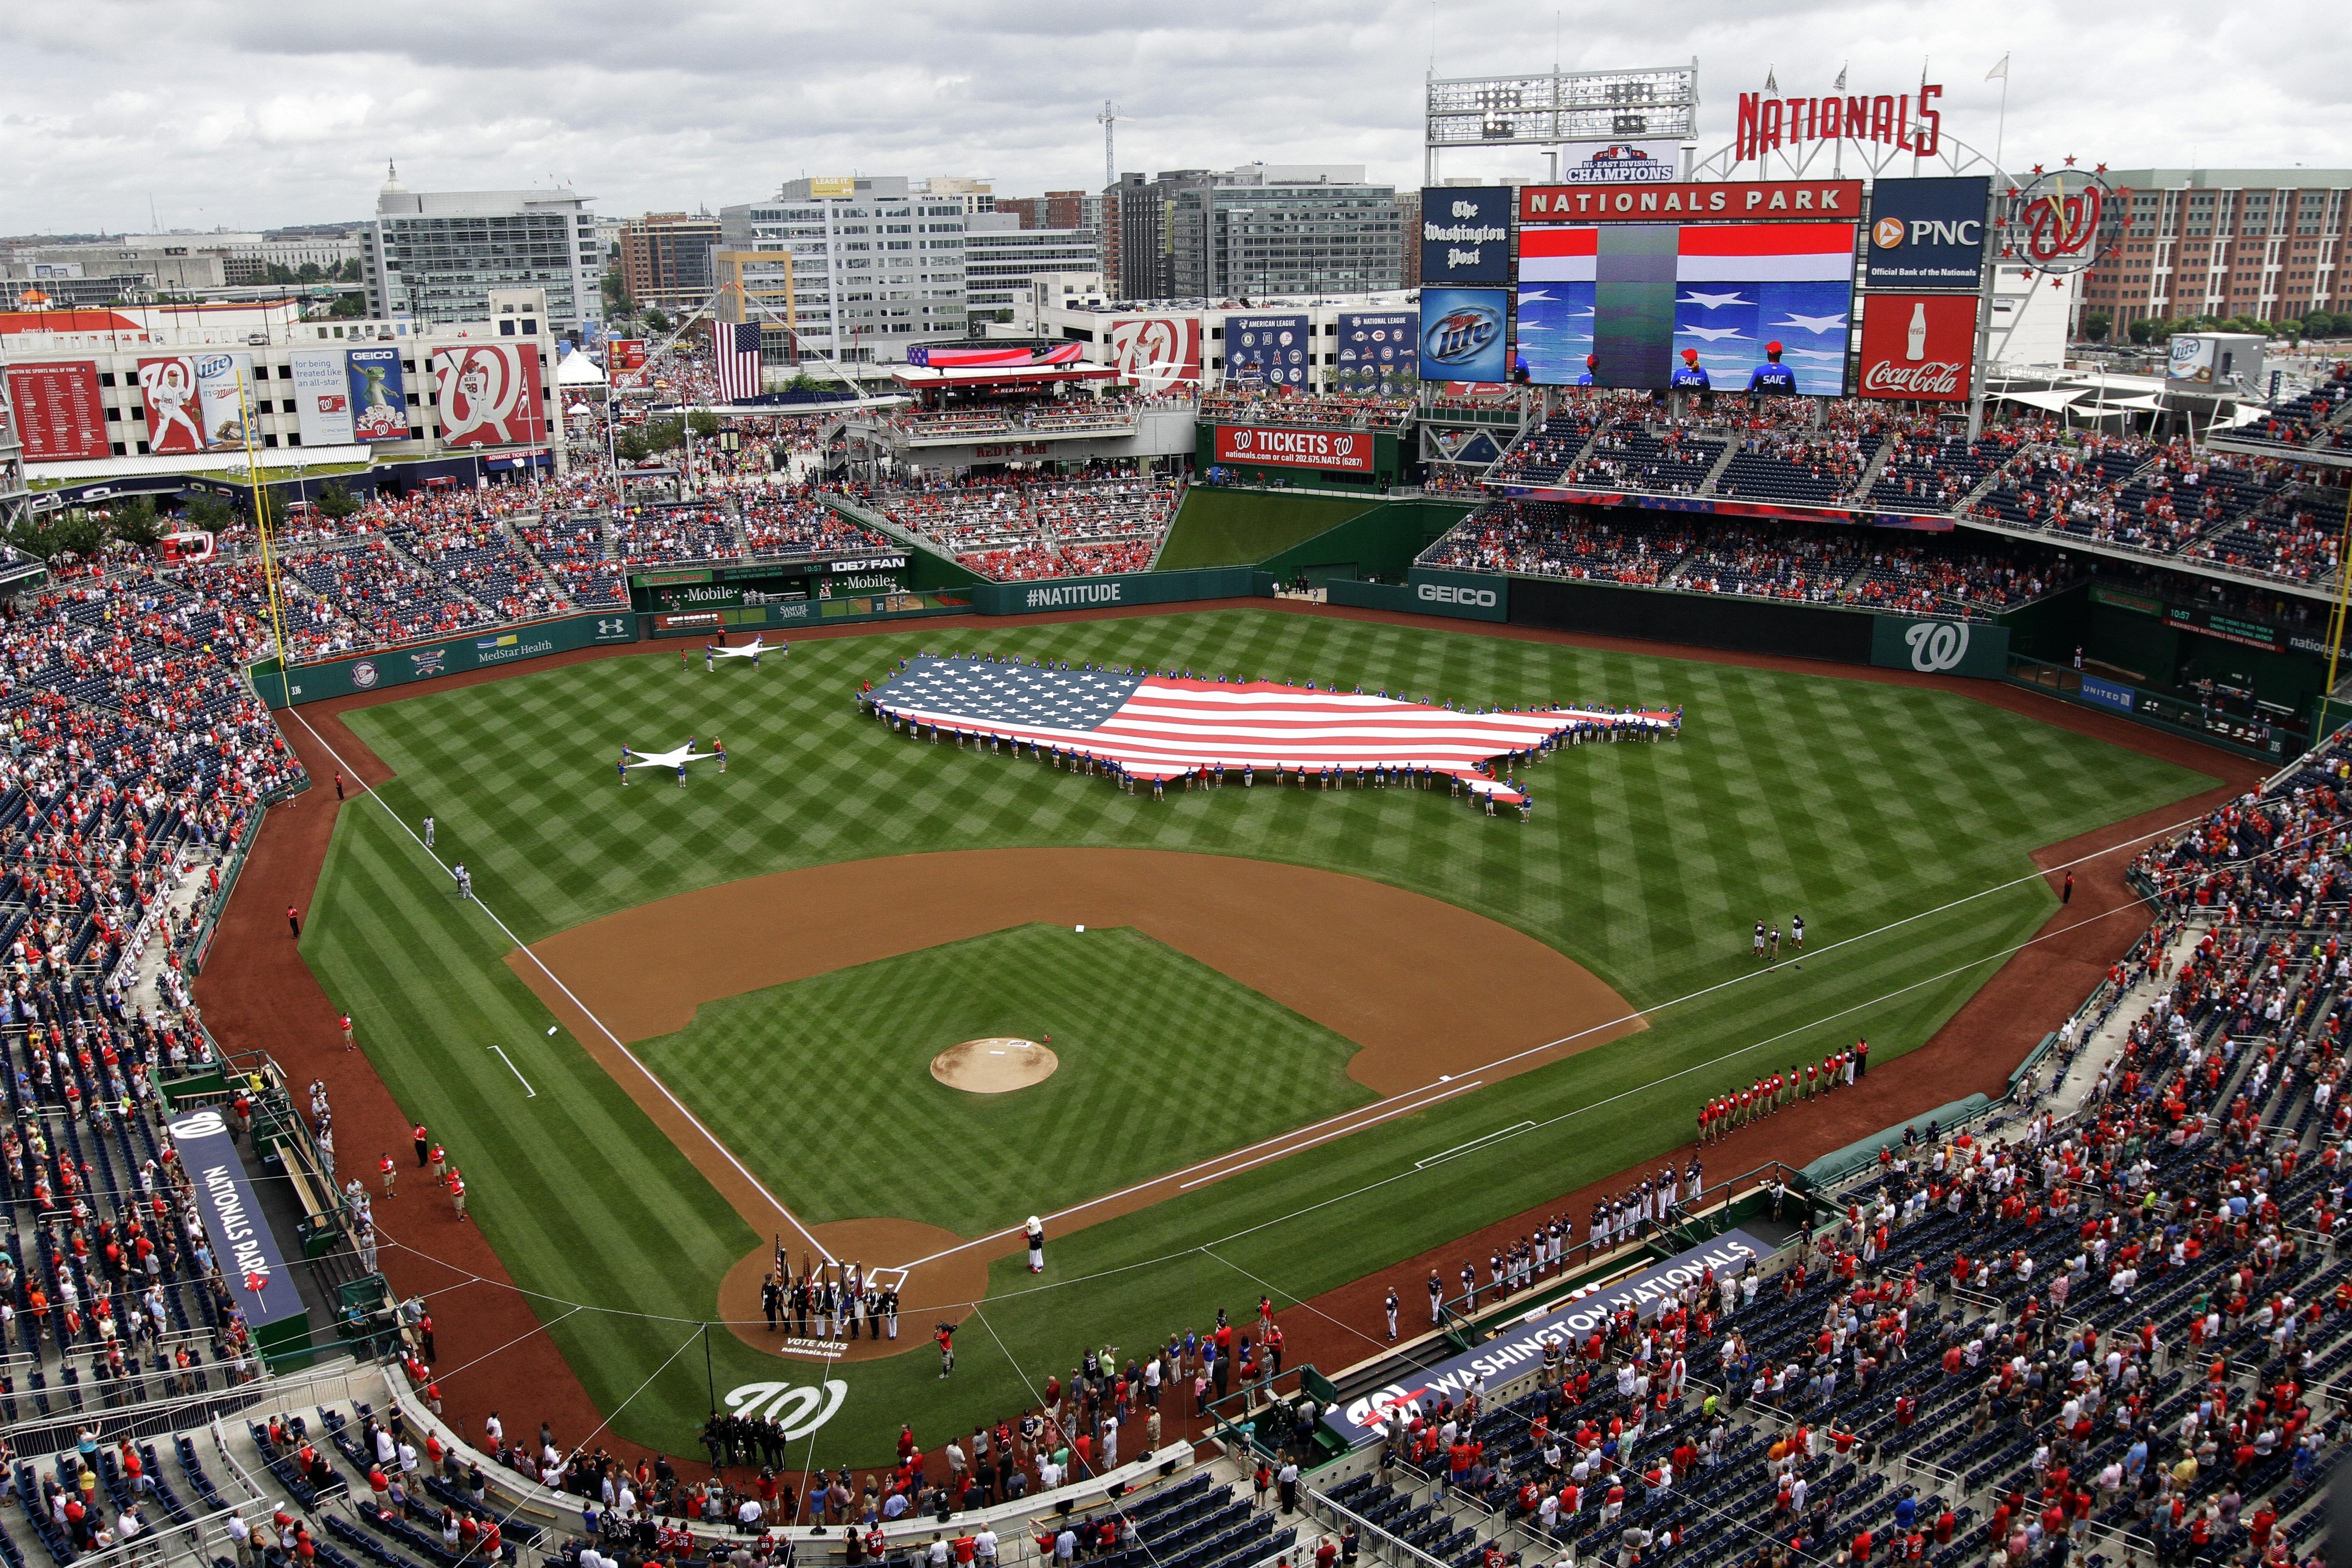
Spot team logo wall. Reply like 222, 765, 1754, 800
1419, 186, 1514, 284
1857, 293, 1976, 402
433, 344, 546, 447
5, 361, 110, 461
1222, 314, 1312, 388
289, 348, 356, 447
346, 347, 410, 441
1108, 317, 1202, 394
137, 357, 208, 455
1417, 289, 1509, 382
1215, 425, 1374, 474
1333, 312, 1416, 395
1867, 615, 2008, 678
1556, 141, 1684, 184
1905, 620, 1970, 671
1863, 177, 1990, 290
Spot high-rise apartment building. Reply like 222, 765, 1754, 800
2080, 170, 2350, 331
963, 215, 1100, 321
1107, 165, 1403, 301
364, 166, 603, 331
717, 177, 967, 363
618, 213, 722, 312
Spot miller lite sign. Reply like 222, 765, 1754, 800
1856, 293, 1976, 402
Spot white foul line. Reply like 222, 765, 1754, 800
283, 708, 834, 1264
1413, 1119, 1536, 1170
486, 1045, 537, 1098
1177, 1080, 1485, 1190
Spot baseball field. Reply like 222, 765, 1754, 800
290, 605, 2215, 1464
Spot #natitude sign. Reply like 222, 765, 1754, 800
5, 361, 110, 461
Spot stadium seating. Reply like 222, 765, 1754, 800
880, 475, 1180, 581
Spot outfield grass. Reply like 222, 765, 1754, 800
638, 925, 1372, 1236
304, 609, 2216, 1461
1155, 490, 1377, 569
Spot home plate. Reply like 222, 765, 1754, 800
930, 1037, 1059, 1093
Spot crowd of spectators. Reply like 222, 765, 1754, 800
1198, 391, 1412, 431
879, 473, 1180, 582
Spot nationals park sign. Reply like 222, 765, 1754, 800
1215, 425, 1376, 474
1519, 180, 1862, 222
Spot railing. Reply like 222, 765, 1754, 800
1303, 1488, 1455, 1568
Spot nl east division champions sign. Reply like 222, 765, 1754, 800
1857, 293, 1978, 402
1215, 426, 1376, 474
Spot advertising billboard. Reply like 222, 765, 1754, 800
345, 347, 410, 441
1863, 177, 1990, 291
2166, 333, 2266, 396
137, 356, 207, 455
1420, 186, 1514, 285
288, 348, 356, 447
1108, 317, 1202, 394
1417, 289, 1510, 383
1521, 180, 1862, 223
432, 343, 547, 447
1554, 141, 1685, 184
1333, 312, 1417, 395
1516, 223, 1854, 393
608, 338, 649, 388
1213, 425, 1376, 474
165, 1106, 307, 1332
5, 362, 110, 461
1222, 313, 1313, 388
193, 352, 255, 451
1857, 293, 1976, 402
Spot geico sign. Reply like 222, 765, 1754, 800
1418, 583, 1498, 608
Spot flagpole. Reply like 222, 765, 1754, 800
1992, 63, 2009, 173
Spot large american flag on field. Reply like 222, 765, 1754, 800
711, 320, 762, 402
864, 655, 1678, 802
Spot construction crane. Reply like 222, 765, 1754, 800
1096, 100, 1123, 190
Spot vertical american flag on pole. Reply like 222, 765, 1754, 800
712, 320, 762, 402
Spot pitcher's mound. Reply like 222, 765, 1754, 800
931, 1038, 1058, 1093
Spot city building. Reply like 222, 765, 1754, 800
363, 165, 603, 332
716, 176, 967, 364
963, 216, 1100, 322
2079, 170, 2350, 332
1396, 191, 1422, 289
713, 248, 797, 362
1107, 165, 1403, 300
916, 177, 996, 216
618, 212, 723, 312
995, 192, 1102, 232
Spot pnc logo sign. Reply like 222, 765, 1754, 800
1418, 583, 1499, 608
1873, 216, 1982, 249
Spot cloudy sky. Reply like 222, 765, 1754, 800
7, 0, 2345, 235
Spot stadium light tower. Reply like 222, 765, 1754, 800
1097, 100, 1123, 189
1424, 62, 1699, 185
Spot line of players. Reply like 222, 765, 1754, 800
1438, 1155, 1710, 1318
1695, 1038, 1873, 1144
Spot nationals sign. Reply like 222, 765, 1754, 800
1108, 317, 1202, 394
1215, 425, 1375, 474
1857, 293, 1977, 402
432, 344, 547, 447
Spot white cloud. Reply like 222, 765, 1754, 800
0, 0, 2343, 235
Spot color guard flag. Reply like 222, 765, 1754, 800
865, 655, 1678, 802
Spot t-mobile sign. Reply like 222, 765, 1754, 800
1857, 293, 1977, 402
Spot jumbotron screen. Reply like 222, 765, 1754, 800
1515, 222, 1856, 394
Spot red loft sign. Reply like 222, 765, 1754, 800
1215, 425, 1375, 474
1857, 294, 1978, 403
1519, 181, 1862, 223
1735, 85, 1945, 162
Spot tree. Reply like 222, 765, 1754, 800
645, 416, 687, 454
48, 512, 103, 560
315, 481, 363, 520
184, 495, 239, 534
2128, 316, 2170, 347
107, 497, 161, 548
2080, 311, 2112, 343
602, 265, 632, 319
616, 428, 653, 463
329, 291, 367, 319
2277, 319, 2304, 346
687, 411, 721, 439
644, 309, 673, 335
338, 257, 363, 283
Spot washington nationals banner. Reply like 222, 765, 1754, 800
1109, 317, 1202, 394
137, 356, 208, 455
1868, 614, 2009, 679
432, 344, 547, 447
863, 655, 1678, 798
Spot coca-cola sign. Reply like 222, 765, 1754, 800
1856, 293, 1977, 403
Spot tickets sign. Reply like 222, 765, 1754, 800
1214, 425, 1375, 474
